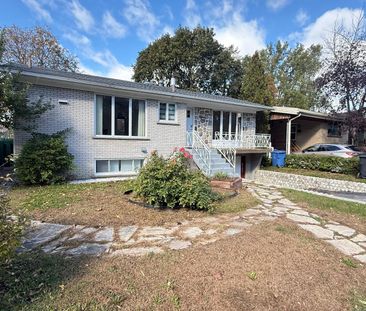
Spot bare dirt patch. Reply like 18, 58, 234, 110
18, 219, 366, 311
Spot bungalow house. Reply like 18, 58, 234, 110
270, 106, 348, 154
11, 64, 272, 180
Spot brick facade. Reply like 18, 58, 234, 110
14, 85, 186, 179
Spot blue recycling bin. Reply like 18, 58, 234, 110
271, 150, 286, 167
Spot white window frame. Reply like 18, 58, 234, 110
95, 158, 145, 176
94, 94, 147, 138
158, 102, 177, 123
213, 110, 242, 139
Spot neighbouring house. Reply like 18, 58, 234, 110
270, 106, 348, 154
11, 64, 272, 180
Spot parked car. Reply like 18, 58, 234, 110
299, 144, 363, 158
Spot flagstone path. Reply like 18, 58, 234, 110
19, 183, 366, 263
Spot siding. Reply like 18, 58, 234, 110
15, 85, 186, 179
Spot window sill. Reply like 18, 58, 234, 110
157, 121, 180, 126
93, 135, 150, 141
94, 172, 138, 178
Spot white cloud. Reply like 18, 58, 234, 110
22, 0, 52, 23
266, 0, 289, 11
295, 9, 309, 26
102, 11, 127, 38
123, 0, 159, 42
64, 33, 133, 80
297, 7, 364, 47
69, 0, 94, 32
184, 0, 201, 27
214, 13, 266, 56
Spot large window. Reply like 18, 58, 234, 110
96, 159, 144, 175
159, 103, 176, 122
96, 95, 146, 137
213, 111, 240, 139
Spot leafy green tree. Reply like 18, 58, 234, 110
241, 51, 276, 106
133, 26, 242, 97
0, 31, 52, 130
240, 41, 323, 110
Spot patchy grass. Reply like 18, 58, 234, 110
211, 189, 259, 214
281, 189, 366, 218
342, 258, 359, 269
9, 182, 258, 227
351, 291, 366, 311
281, 188, 366, 234
2, 220, 366, 310
264, 166, 366, 183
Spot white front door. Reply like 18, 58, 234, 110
186, 108, 193, 132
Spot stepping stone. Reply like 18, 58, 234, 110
110, 246, 163, 257
299, 224, 334, 239
286, 214, 320, 225
168, 240, 192, 250
199, 238, 218, 245
65, 243, 111, 256
68, 227, 98, 241
119, 226, 138, 242
359, 242, 366, 248
22, 223, 71, 250
137, 236, 173, 244
271, 206, 289, 214
183, 227, 203, 239
140, 226, 174, 236
353, 254, 366, 263
325, 224, 356, 237
94, 227, 114, 242
241, 209, 262, 217
278, 199, 296, 206
225, 228, 242, 236
351, 234, 366, 243
205, 229, 217, 235
41, 236, 68, 253
325, 239, 365, 256
291, 210, 310, 216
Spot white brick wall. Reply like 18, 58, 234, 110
15, 85, 187, 179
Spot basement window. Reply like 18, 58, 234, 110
95, 159, 144, 175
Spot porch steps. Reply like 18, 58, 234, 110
190, 148, 238, 177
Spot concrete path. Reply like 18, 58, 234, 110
19, 183, 366, 263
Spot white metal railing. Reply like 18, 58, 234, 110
215, 143, 236, 174
186, 131, 193, 147
212, 132, 271, 149
191, 131, 211, 176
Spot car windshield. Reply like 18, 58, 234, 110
346, 145, 361, 152
304, 145, 319, 152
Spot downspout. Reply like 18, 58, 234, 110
286, 113, 302, 155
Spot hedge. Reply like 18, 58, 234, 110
285, 154, 359, 175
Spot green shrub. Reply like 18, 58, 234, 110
212, 172, 230, 180
134, 148, 214, 210
0, 193, 24, 261
261, 155, 271, 167
15, 130, 74, 185
285, 154, 359, 175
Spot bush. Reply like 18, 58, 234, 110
134, 148, 215, 210
15, 131, 74, 185
285, 154, 359, 175
0, 193, 23, 261
212, 172, 230, 180
261, 155, 271, 167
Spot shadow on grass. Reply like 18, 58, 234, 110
0, 251, 88, 310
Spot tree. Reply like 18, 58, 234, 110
0, 31, 52, 130
133, 27, 243, 97
241, 51, 276, 106
1, 25, 78, 72
316, 13, 366, 143
260, 41, 323, 109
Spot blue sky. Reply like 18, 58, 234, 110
0, 0, 365, 80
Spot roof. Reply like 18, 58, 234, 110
2, 63, 270, 111
271, 106, 336, 120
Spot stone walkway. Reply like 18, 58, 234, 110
19, 183, 366, 262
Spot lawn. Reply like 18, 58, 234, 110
9, 181, 258, 227
264, 166, 366, 183
1, 220, 366, 310
282, 188, 366, 234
